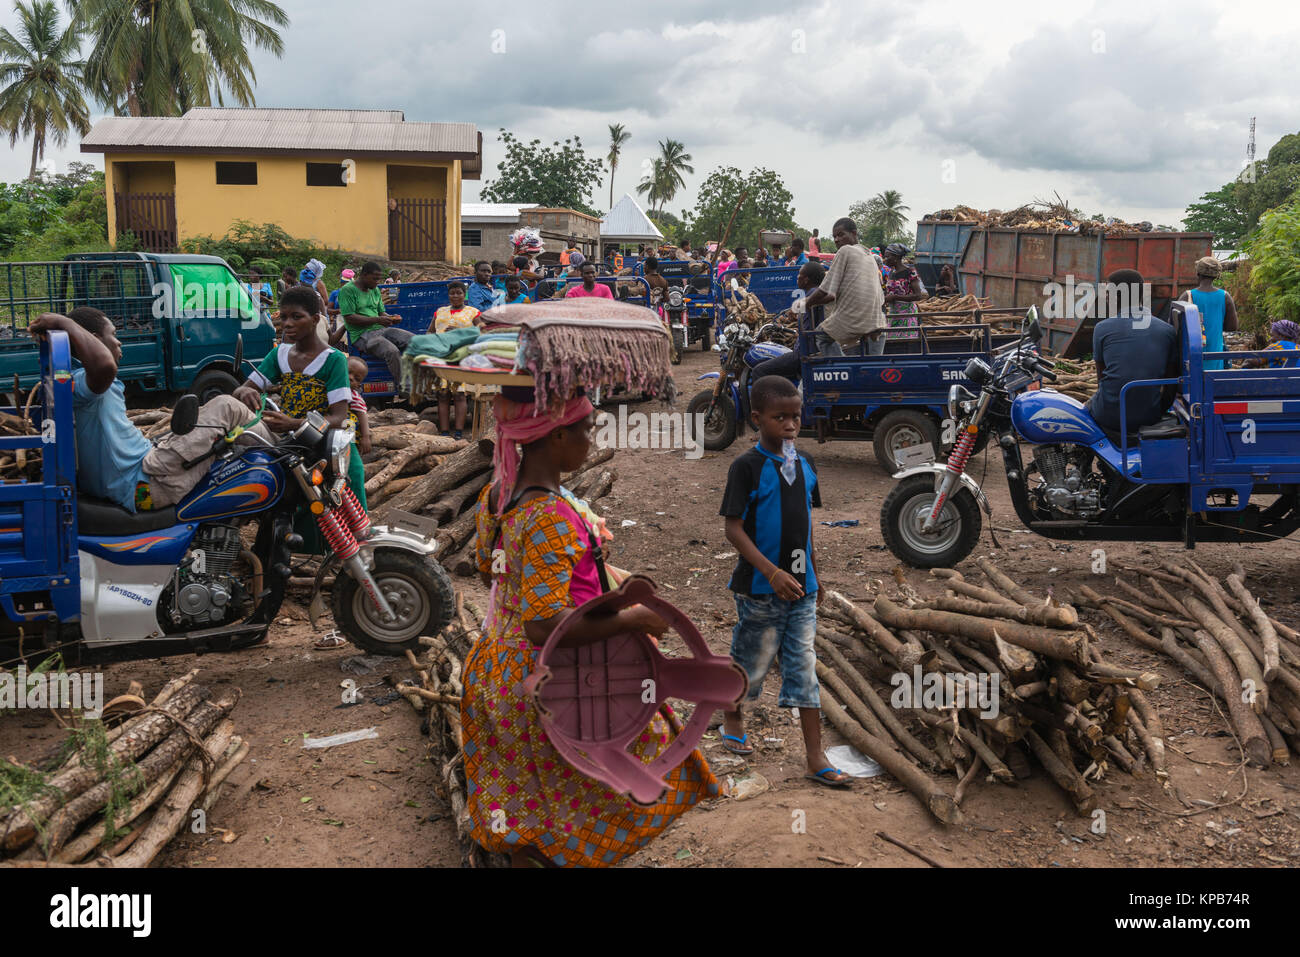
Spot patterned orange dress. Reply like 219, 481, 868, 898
461, 485, 720, 866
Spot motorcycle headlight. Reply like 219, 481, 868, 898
667, 289, 683, 307
327, 426, 354, 478
964, 357, 993, 384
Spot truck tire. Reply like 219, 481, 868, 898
873, 410, 940, 473
190, 368, 239, 404
686, 389, 737, 451
332, 549, 455, 655
880, 474, 982, 569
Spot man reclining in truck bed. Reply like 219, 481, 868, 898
29, 290, 351, 514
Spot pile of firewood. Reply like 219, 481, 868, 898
1042, 358, 1097, 401
392, 592, 508, 866
1073, 558, 1300, 768
815, 558, 1165, 822
917, 294, 991, 313
921, 195, 1159, 236
0, 409, 39, 481
0, 671, 246, 866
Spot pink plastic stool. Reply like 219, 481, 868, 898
522, 575, 747, 805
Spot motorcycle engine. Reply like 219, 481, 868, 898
160, 523, 247, 629
1029, 445, 1103, 517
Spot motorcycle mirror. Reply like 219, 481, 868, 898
1025, 306, 1043, 344
171, 394, 200, 436
234, 334, 244, 372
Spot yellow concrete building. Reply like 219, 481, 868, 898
81, 108, 482, 263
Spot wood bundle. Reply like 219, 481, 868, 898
816, 558, 1161, 820
0, 670, 247, 867
398, 592, 507, 867
917, 294, 990, 313
921, 195, 1158, 236
0, 405, 39, 481
1076, 558, 1300, 769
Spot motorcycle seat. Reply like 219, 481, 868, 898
1138, 417, 1188, 441
1100, 414, 1186, 447
77, 496, 180, 536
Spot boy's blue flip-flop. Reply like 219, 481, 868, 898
718, 730, 754, 755
805, 767, 851, 788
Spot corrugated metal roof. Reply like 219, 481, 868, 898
184, 107, 406, 123
462, 202, 538, 221
82, 111, 478, 157
600, 193, 663, 240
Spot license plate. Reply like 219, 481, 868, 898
895, 443, 936, 468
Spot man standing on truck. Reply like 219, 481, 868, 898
28, 308, 275, 513
340, 261, 412, 397
801, 217, 886, 356
1087, 268, 1180, 435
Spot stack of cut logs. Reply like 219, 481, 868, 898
917, 294, 991, 313
1043, 359, 1097, 402
0, 671, 245, 866
1073, 558, 1300, 768
815, 558, 1165, 823
0, 408, 39, 481
395, 592, 508, 867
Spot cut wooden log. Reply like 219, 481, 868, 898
41, 690, 240, 856
1181, 627, 1271, 767
977, 557, 1076, 618
924, 594, 1077, 629
0, 684, 205, 852
819, 692, 959, 824
1184, 595, 1267, 714
425, 471, 493, 524
365, 438, 465, 496
874, 597, 1090, 666
1024, 729, 1096, 815
109, 720, 237, 868
1226, 573, 1280, 682
814, 656, 941, 769
373, 439, 494, 525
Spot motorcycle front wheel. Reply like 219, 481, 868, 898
880, 474, 982, 569
332, 549, 455, 654
686, 389, 737, 451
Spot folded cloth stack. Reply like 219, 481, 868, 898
402, 326, 521, 398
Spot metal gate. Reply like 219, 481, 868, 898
388, 199, 446, 261
113, 192, 177, 253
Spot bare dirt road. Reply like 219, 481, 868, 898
5, 348, 1299, 868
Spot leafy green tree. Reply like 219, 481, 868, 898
1184, 130, 1300, 245
0, 0, 90, 177
480, 130, 605, 217
72, 0, 288, 117
682, 166, 796, 251
655, 138, 692, 208
849, 192, 912, 248
1244, 198, 1300, 323
606, 122, 630, 211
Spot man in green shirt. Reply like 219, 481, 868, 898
339, 261, 412, 393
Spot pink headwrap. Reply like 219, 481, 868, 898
492, 394, 594, 514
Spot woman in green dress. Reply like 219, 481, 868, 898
234, 285, 367, 547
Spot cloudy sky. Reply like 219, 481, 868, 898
5, 0, 1299, 234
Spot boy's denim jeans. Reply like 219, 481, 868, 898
730, 592, 820, 709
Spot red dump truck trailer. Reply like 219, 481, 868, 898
919, 224, 1213, 357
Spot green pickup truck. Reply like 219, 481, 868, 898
0, 252, 276, 402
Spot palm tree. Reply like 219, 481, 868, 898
870, 189, 911, 241
0, 1, 90, 178
655, 138, 693, 208
606, 122, 630, 210
636, 157, 666, 213
71, 0, 290, 117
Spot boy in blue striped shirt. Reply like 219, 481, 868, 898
717, 376, 849, 788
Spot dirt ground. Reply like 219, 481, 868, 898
4, 347, 1299, 868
